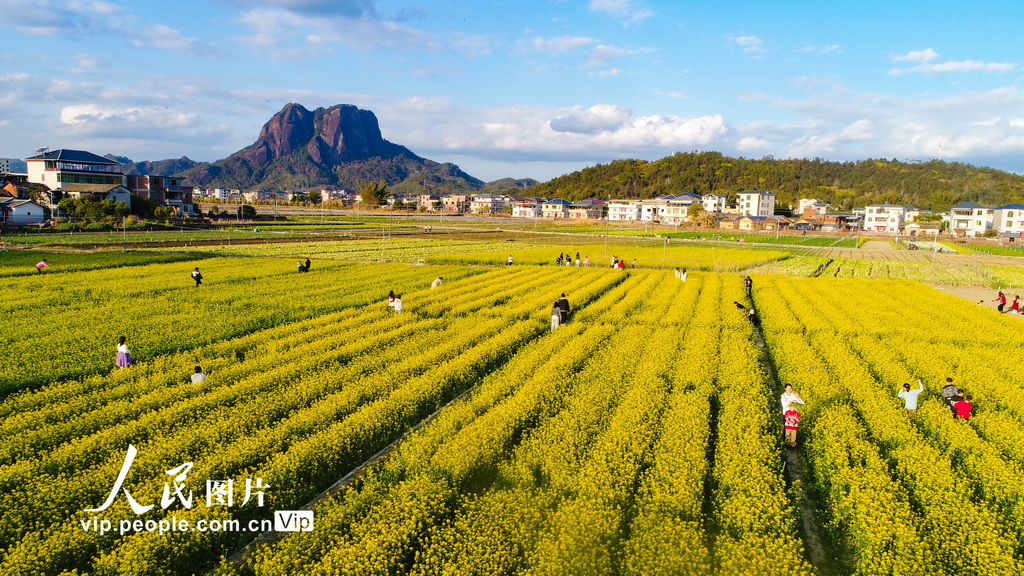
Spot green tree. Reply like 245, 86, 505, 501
307, 190, 322, 204
357, 180, 388, 207
237, 204, 257, 219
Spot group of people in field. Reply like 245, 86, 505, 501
994, 291, 1021, 314
782, 375, 975, 449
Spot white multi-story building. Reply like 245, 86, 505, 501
607, 199, 641, 221
949, 202, 995, 237
541, 198, 571, 218
863, 204, 914, 233
702, 194, 727, 213
0, 158, 10, 173
568, 198, 604, 219
26, 149, 125, 190
736, 190, 776, 217
511, 198, 543, 218
993, 204, 1024, 236
469, 192, 505, 214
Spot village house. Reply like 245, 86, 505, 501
469, 193, 504, 214
511, 197, 544, 218
127, 175, 195, 215
702, 194, 727, 213
949, 202, 994, 237
736, 190, 776, 217
993, 204, 1024, 237
0, 198, 46, 225
568, 198, 604, 219
606, 199, 641, 221
441, 195, 470, 213
541, 198, 572, 218
863, 203, 913, 233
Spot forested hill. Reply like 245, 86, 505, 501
532, 152, 1024, 211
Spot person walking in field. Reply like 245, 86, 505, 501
995, 291, 1007, 312
783, 403, 801, 448
191, 366, 206, 384
1011, 295, 1020, 314
35, 259, 49, 274
550, 300, 561, 332
940, 377, 959, 414
191, 267, 203, 287
557, 293, 570, 324
744, 276, 753, 297
115, 336, 132, 368
681, 268, 688, 282
575, 252, 581, 267
780, 384, 804, 414
507, 255, 513, 266
583, 256, 590, 267
954, 394, 974, 420
385, 293, 401, 311
674, 267, 681, 278
898, 378, 924, 418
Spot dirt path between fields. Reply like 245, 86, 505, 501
748, 298, 832, 575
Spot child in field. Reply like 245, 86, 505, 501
115, 336, 132, 368
191, 366, 206, 384
783, 404, 801, 448
550, 301, 561, 332
191, 267, 203, 287
1011, 296, 1020, 314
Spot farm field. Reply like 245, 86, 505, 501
3, 230, 1024, 575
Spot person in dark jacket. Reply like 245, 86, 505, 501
557, 293, 570, 324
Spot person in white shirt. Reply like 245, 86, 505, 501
431, 277, 443, 289
898, 378, 924, 417
392, 295, 403, 313
191, 366, 206, 384
780, 384, 804, 413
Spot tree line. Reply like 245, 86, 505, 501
526, 152, 1024, 211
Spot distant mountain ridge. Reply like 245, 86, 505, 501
174, 103, 491, 193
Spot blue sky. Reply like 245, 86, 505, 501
1, 0, 1022, 182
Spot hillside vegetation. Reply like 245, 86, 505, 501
532, 152, 1024, 210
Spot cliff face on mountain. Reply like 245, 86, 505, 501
180, 103, 485, 192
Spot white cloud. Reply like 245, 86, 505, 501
71, 53, 104, 75
731, 35, 766, 55
582, 44, 656, 68
529, 35, 597, 54
737, 136, 772, 153
588, 0, 654, 24
840, 119, 874, 140
890, 49, 1016, 75
550, 104, 633, 134
1011, 118, 1024, 129
893, 48, 941, 63
234, 7, 442, 57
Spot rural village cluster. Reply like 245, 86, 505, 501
4, 149, 1024, 243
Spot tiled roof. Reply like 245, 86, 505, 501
25, 149, 120, 165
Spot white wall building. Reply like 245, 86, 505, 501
949, 202, 995, 237
702, 194, 727, 213
26, 149, 125, 190
993, 204, 1024, 236
736, 190, 776, 216
0, 158, 10, 173
607, 199, 641, 221
469, 193, 505, 214
511, 198, 543, 218
0, 198, 45, 224
863, 204, 913, 233
541, 199, 571, 218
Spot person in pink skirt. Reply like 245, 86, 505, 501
116, 336, 133, 368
